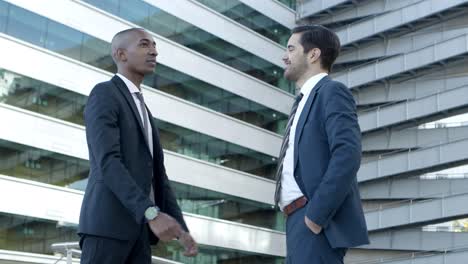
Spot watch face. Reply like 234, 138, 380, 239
145, 207, 158, 220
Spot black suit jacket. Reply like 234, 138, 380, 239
78, 76, 187, 243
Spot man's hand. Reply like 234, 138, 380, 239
178, 232, 198, 257
305, 216, 322, 234
148, 213, 183, 241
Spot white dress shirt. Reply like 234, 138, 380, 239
116, 73, 153, 157
279, 73, 328, 210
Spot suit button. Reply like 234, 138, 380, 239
147, 162, 152, 167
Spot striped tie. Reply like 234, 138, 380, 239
274, 93, 304, 207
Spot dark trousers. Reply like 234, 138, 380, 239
286, 207, 346, 264
80, 225, 152, 264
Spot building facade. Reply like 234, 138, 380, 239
1, 0, 468, 263
0, 0, 294, 263
300, 0, 468, 263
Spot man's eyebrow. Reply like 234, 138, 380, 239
139, 38, 155, 44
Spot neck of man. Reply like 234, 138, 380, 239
295, 67, 327, 93
118, 68, 144, 90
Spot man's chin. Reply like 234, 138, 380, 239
142, 67, 156, 75
284, 72, 296, 82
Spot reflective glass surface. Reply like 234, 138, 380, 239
174, 183, 284, 231
0, 212, 284, 263
6, 5, 47, 47
195, 0, 290, 46
0, 69, 85, 125
0, 1, 288, 135
0, 68, 277, 179
277, 0, 296, 9
82, 0, 294, 93
0, 1, 289, 262
154, 241, 284, 264
0, 139, 284, 231
0, 1, 9, 33
158, 120, 276, 179
143, 65, 288, 135
0, 213, 77, 255
0, 139, 89, 187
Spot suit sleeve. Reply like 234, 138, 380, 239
162, 169, 189, 232
85, 85, 153, 224
155, 148, 189, 232
305, 83, 362, 228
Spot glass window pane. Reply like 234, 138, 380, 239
277, 0, 296, 9
157, 120, 276, 179
87, 0, 119, 14
0, 139, 284, 231
0, 69, 86, 125
0, 212, 284, 263
81, 34, 115, 72
6, 5, 47, 47
0, 0, 288, 134
195, 0, 291, 46
0, 1, 7, 33
154, 241, 284, 264
0, 213, 77, 255
82, 0, 294, 93
148, 6, 177, 37
118, 0, 150, 28
45, 21, 83, 62
0, 139, 89, 187
172, 182, 284, 231
0, 67, 277, 181
144, 65, 288, 135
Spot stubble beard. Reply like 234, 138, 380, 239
284, 66, 298, 82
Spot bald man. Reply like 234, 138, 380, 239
78, 28, 198, 263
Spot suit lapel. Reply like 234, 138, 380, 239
293, 76, 330, 170
111, 76, 150, 151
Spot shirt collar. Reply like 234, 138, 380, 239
299, 72, 328, 98
116, 73, 141, 94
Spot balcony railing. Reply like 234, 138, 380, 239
51, 242, 182, 264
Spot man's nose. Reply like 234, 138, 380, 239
149, 47, 157, 56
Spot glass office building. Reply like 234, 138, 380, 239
3, 0, 468, 263
0, 0, 295, 263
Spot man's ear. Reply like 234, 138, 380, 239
309, 48, 321, 64
117, 48, 127, 62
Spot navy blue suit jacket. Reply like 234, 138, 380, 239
294, 76, 369, 248
78, 76, 187, 244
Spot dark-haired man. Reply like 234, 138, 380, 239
78, 28, 198, 263
274, 25, 369, 263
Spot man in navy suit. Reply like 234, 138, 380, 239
274, 25, 369, 263
78, 28, 198, 263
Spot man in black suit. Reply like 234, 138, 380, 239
78, 28, 198, 263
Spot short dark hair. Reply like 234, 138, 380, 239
292, 25, 340, 72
